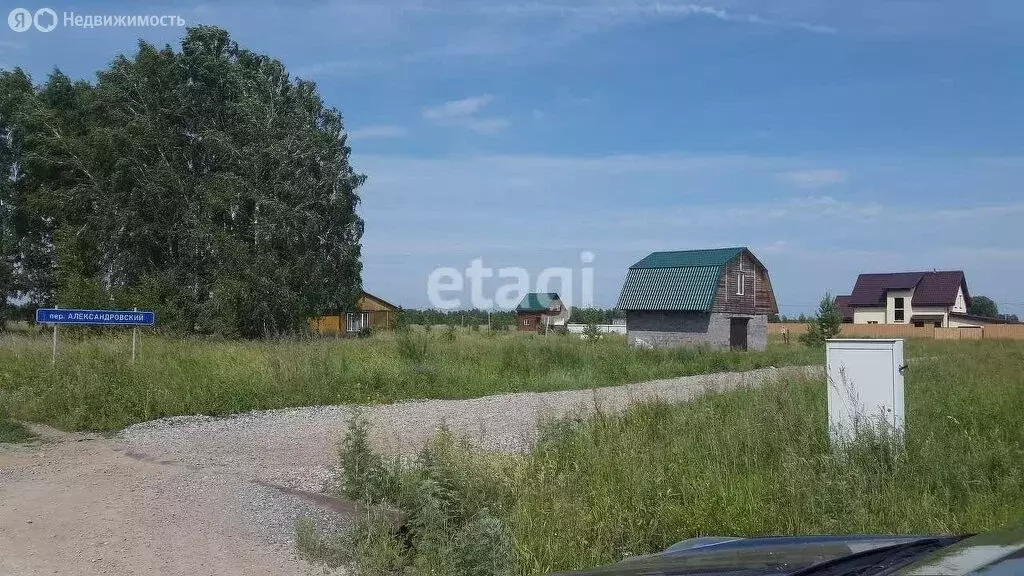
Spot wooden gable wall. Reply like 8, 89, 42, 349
711, 250, 778, 315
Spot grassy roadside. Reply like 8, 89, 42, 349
0, 330, 819, 431
304, 339, 1024, 576
0, 410, 34, 443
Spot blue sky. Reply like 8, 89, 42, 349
3, 1, 1023, 315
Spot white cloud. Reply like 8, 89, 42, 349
465, 117, 511, 135
284, 1, 836, 79
941, 248, 1024, 261
779, 169, 848, 189
347, 125, 408, 139
352, 151, 1023, 313
423, 95, 494, 120
422, 95, 510, 134
475, 2, 836, 34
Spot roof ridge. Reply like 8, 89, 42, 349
858, 270, 963, 275
645, 246, 747, 254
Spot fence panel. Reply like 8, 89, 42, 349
768, 323, 808, 335
840, 323, 935, 339
982, 324, 1024, 340
960, 327, 984, 340
770, 321, 1024, 340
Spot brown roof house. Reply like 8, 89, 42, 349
310, 290, 399, 336
834, 270, 1008, 328
833, 295, 854, 323
616, 247, 778, 350
516, 293, 567, 332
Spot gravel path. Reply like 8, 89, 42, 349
0, 365, 820, 576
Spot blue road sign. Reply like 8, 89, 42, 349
35, 308, 155, 326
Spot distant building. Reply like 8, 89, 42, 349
310, 290, 399, 335
834, 271, 1011, 328
833, 295, 854, 323
616, 247, 778, 350
516, 292, 566, 332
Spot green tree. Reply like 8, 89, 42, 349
800, 293, 843, 347
968, 295, 998, 318
2, 27, 365, 337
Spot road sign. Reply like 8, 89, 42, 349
35, 308, 155, 326
36, 308, 155, 365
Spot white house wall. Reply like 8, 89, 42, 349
910, 306, 950, 327
949, 317, 983, 328
952, 287, 967, 313
853, 308, 886, 324
885, 289, 914, 323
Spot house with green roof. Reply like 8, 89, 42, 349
616, 247, 778, 350
516, 292, 566, 332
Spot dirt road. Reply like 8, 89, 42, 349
0, 366, 819, 576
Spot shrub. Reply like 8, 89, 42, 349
582, 323, 602, 342
335, 411, 397, 503
396, 331, 431, 364
800, 293, 843, 347
325, 420, 518, 575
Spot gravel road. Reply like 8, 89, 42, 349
0, 365, 819, 576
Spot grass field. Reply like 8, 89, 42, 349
0, 329, 819, 431
305, 339, 1024, 576
0, 415, 34, 443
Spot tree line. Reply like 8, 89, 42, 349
394, 307, 624, 330
0, 27, 364, 337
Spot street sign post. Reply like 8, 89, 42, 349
35, 308, 156, 364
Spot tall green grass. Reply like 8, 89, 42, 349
0, 414, 34, 443
312, 340, 1024, 576
0, 330, 818, 431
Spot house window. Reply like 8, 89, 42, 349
868, 321, 879, 324
934, 321, 942, 328
913, 321, 924, 328
346, 312, 369, 332
736, 275, 745, 296
522, 318, 530, 326
894, 297, 905, 322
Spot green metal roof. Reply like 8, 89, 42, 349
629, 247, 745, 269
617, 247, 748, 312
516, 292, 561, 313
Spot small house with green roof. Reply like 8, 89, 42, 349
516, 292, 565, 332
616, 247, 778, 350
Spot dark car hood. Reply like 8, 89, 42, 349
547, 534, 935, 576
549, 526, 1024, 576
897, 524, 1024, 575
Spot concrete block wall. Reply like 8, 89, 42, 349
627, 311, 767, 351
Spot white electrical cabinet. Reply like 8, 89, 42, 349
825, 339, 905, 445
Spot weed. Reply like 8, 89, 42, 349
2, 331, 826, 431
395, 331, 431, 365
0, 417, 33, 443
312, 340, 1024, 575
327, 419, 519, 575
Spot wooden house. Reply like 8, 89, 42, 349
616, 247, 778, 350
310, 290, 399, 336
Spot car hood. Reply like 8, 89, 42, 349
549, 525, 1024, 576
546, 534, 936, 576
897, 524, 1024, 575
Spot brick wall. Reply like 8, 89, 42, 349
627, 311, 767, 350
